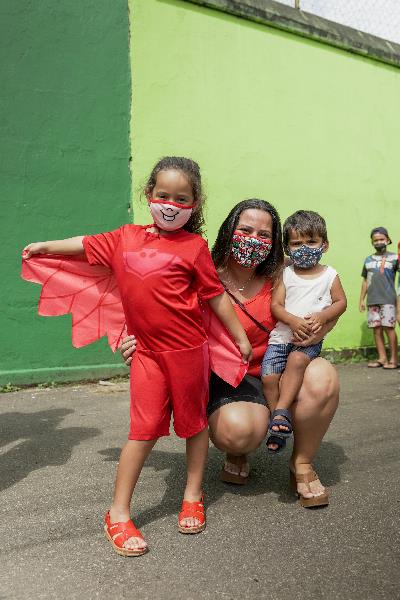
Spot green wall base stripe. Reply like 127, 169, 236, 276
321, 346, 386, 364
0, 364, 129, 387
1, 346, 391, 387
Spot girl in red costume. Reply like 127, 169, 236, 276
22, 157, 252, 557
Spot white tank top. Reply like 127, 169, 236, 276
269, 265, 337, 345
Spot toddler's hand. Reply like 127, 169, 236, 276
238, 339, 253, 364
289, 316, 312, 341
22, 242, 47, 259
359, 302, 366, 312
304, 312, 326, 334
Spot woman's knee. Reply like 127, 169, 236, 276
301, 358, 339, 407
209, 405, 268, 454
211, 422, 256, 453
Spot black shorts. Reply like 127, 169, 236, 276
207, 372, 269, 417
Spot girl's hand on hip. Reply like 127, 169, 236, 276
22, 242, 47, 259
120, 335, 137, 366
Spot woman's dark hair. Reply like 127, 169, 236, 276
144, 156, 205, 235
212, 199, 284, 280
283, 210, 328, 247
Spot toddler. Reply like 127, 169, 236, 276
261, 210, 347, 452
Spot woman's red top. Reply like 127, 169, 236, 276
232, 279, 276, 377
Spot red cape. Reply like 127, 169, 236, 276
21, 255, 247, 387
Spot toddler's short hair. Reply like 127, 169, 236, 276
283, 210, 328, 247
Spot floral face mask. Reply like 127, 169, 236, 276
231, 231, 273, 268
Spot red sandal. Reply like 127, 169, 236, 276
104, 511, 148, 557
178, 494, 206, 534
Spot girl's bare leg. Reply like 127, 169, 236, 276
373, 326, 387, 364
180, 427, 209, 528
383, 327, 398, 365
290, 358, 339, 498
109, 439, 156, 550
208, 402, 270, 476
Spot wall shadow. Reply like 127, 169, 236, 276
0, 408, 100, 491
98, 439, 348, 527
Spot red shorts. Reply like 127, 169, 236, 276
128, 342, 210, 440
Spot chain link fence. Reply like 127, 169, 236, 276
276, 0, 400, 44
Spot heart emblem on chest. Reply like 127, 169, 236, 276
123, 250, 182, 278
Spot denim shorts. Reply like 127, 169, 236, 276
261, 341, 323, 376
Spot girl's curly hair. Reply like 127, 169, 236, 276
144, 156, 205, 235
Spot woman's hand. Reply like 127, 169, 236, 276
120, 335, 137, 366
22, 242, 48, 259
359, 301, 366, 312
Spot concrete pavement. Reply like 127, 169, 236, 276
0, 364, 399, 599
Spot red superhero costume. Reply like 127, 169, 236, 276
21, 224, 248, 439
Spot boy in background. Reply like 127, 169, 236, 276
360, 227, 398, 369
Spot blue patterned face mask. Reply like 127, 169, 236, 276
288, 244, 324, 268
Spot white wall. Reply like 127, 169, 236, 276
277, 0, 400, 44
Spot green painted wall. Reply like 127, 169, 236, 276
1, 1, 131, 385
130, 0, 400, 350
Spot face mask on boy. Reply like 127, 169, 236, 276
149, 199, 193, 231
231, 232, 273, 268
373, 242, 387, 252
288, 244, 324, 269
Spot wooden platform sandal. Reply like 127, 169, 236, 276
178, 494, 206, 534
290, 468, 329, 508
104, 511, 148, 557
220, 459, 250, 485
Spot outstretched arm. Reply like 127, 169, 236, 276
207, 292, 252, 363
22, 236, 85, 258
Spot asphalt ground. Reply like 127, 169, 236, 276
0, 364, 399, 600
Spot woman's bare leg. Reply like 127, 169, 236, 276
290, 357, 339, 498
208, 402, 270, 475
109, 439, 157, 550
